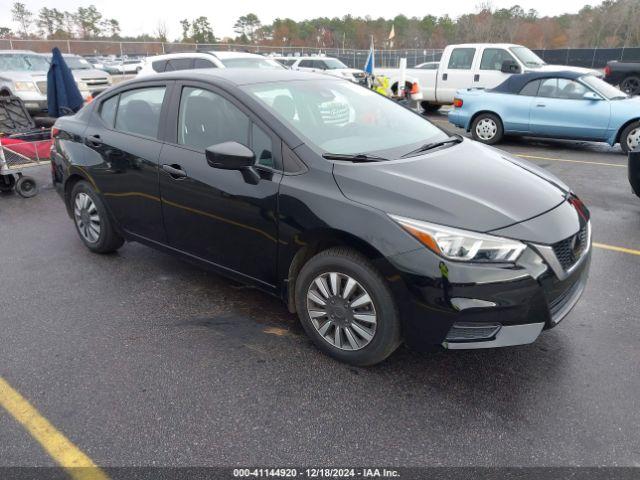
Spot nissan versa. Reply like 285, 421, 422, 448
51, 70, 591, 366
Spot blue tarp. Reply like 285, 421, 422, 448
47, 47, 83, 117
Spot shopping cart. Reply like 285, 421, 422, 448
0, 95, 52, 198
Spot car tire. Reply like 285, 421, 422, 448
471, 113, 504, 145
420, 101, 441, 113
70, 181, 124, 254
620, 76, 640, 96
295, 247, 401, 366
15, 175, 38, 198
620, 121, 640, 155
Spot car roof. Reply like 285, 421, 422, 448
0, 50, 37, 54
208, 51, 269, 59
145, 52, 215, 61
491, 70, 588, 94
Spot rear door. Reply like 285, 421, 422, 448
530, 77, 611, 140
437, 47, 477, 104
83, 82, 171, 242
158, 82, 282, 287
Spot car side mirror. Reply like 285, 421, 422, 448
583, 91, 601, 101
501, 59, 521, 74
205, 141, 260, 184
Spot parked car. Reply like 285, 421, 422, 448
604, 61, 640, 96
270, 56, 298, 68
51, 69, 591, 365
0, 50, 50, 114
414, 61, 440, 70
449, 71, 640, 154
114, 58, 145, 74
51, 54, 112, 99
630, 147, 640, 198
289, 56, 367, 84
137, 51, 284, 76
376, 43, 603, 112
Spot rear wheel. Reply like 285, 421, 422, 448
620, 121, 640, 154
70, 181, 124, 253
471, 113, 503, 145
420, 101, 441, 113
295, 247, 401, 366
620, 76, 640, 96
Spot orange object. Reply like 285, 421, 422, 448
453, 98, 463, 108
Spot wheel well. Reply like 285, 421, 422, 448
615, 118, 640, 144
285, 230, 386, 313
63, 174, 85, 214
468, 110, 502, 132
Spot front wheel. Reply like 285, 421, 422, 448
620, 121, 640, 155
471, 113, 504, 145
70, 181, 124, 253
295, 247, 401, 366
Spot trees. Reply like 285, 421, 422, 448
234, 13, 261, 43
11, 2, 32, 37
180, 17, 216, 44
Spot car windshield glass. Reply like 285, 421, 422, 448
581, 75, 628, 99
510, 47, 545, 67
220, 57, 283, 69
323, 58, 348, 70
0, 54, 50, 71
63, 56, 92, 70
243, 80, 448, 158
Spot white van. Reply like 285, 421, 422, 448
376, 43, 602, 111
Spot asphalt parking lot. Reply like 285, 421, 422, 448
1, 110, 639, 474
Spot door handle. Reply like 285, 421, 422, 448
536, 104, 546, 108
474, 74, 480, 82
442, 73, 448, 81
161, 164, 187, 179
84, 134, 102, 147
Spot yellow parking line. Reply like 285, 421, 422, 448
0, 376, 108, 480
515, 153, 625, 168
594, 242, 640, 256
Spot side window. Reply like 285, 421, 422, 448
114, 87, 166, 138
252, 123, 274, 168
538, 78, 589, 100
166, 58, 194, 71
315, 60, 328, 70
519, 79, 540, 96
448, 48, 476, 70
298, 60, 313, 68
151, 60, 166, 73
178, 87, 250, 151
100, 95, 118, 127
480, 49, 514, 71
194, 58, 216, 69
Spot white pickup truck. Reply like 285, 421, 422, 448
376, 43, 602, 111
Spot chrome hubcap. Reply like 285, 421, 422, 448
74, 192, 101, 243
476, 118, 497, 140
306, 272, 377, 351
627, 127, 640, 151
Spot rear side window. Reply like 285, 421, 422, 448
194, 58, 216, 69
178, 87, 249, 151
448, 48, 475, 70
100, 95, 118, 127
151, 60, 166, 73
165, 58, 194, 71
480, 49, 514, 71
519, 80, 540, 96
114, 87, 166, 138
298, 60, 314, 68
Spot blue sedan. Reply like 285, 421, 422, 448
448, 71, 640, 154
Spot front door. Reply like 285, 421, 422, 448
84, 84, 169, 242
530, 77, 611, 140
158, 84, 282, 287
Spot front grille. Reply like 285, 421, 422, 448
82, 78, 109, 86
445, 323, 501, 342
551, 224, 588, 271
36, 81, 47, 94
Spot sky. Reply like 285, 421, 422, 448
1, 0, 596, 40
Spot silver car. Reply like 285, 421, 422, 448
0, 50, 50, 114
59, 54, 112, 99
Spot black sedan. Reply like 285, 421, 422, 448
50, 69, 591, 365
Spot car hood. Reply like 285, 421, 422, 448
0, 70, 47, 81
610, 95, 640, 113
71, 69, 110, 80
534, 64, 603, 78
332, 140, 569, 233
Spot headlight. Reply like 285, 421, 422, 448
390, 215, 526, 263
77, 81, 89, 90
14, 81, 37, 92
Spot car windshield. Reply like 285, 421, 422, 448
63, 56, 92, 70
581, 75, 628, 100
510, 47, 546, 68
220, 57, 283, 69
323, 58, 348, 70
243, 80, 448, 158
0, 53, 50, 71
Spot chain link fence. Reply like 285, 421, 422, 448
1, 38, 639, 69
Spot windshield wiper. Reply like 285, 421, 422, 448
401, 135, 463, 158
322, 153, 387, 162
